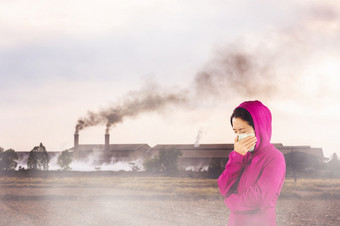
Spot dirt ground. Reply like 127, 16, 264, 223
0, 185, 340, 226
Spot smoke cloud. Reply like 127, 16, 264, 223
75, 2, 340, 135
75, 82, 189, 133
75, 47, 279, 133
194, 48, 276, 99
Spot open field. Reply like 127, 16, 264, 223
0, 175, 340, 225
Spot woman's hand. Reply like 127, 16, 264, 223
234, 135, 257, 156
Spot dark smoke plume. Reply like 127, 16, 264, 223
194, 47, 276, 99
76, 46, 278, 133
75, 82, 188, 133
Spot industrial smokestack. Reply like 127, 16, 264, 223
194, 129, 202, 148
74, 132, 79, 159
105, 131, 110, 151
74, 133, 79, 147
104, 126, 110, 161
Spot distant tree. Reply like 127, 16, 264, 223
144, 157, 162, 174
129, 162, 141, 172
58, 150, 72, 171
0, 147, 3, 162
284, 150, 324, 180
208, 158, 225, 179
27, 143, 50, 170
144, 150, 182, 176
330, 153, 339, 162
0, 149, 19, 170
327, 153, 340, 177
159, 150, 182, 176
285, 151, 298, 181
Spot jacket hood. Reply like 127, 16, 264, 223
236, 100, 272, 151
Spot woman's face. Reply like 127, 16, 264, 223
232, 117, 255, 135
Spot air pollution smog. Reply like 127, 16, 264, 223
71, 48, 279, 171
70, 40, 324, 173
2, 1, 340, 226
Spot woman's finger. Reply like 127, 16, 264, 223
240, 136, 256, 145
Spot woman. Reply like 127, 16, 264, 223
217, 100, 286, 226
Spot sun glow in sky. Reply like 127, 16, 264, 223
1, 0, 340, 158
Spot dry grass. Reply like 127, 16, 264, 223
280, 178, 340, 199
1, 176, 340, 225
0, 176, 220, 198
1, 176, 340, 199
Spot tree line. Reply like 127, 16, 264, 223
0, 143, 72, 172
207, 151, 340, 179
2, 143, 339, 179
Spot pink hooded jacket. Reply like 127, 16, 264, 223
217, 100, 286, 226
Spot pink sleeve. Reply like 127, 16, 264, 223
217, 151, 244, 196
225, 152, 286, 212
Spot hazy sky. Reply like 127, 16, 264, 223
1, 0, 340, 158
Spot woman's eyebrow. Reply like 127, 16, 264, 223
233, 128, 245, 131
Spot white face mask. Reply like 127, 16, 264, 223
238, 133, 256, 152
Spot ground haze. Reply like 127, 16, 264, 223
0, 175, 339, 226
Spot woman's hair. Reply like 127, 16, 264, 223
230, 107, 255, 130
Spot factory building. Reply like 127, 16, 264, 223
67, 132, 325, 172
12, 131, 325, 173
70, 132, 151, 164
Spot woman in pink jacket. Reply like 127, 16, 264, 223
218, 100, 286, 226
